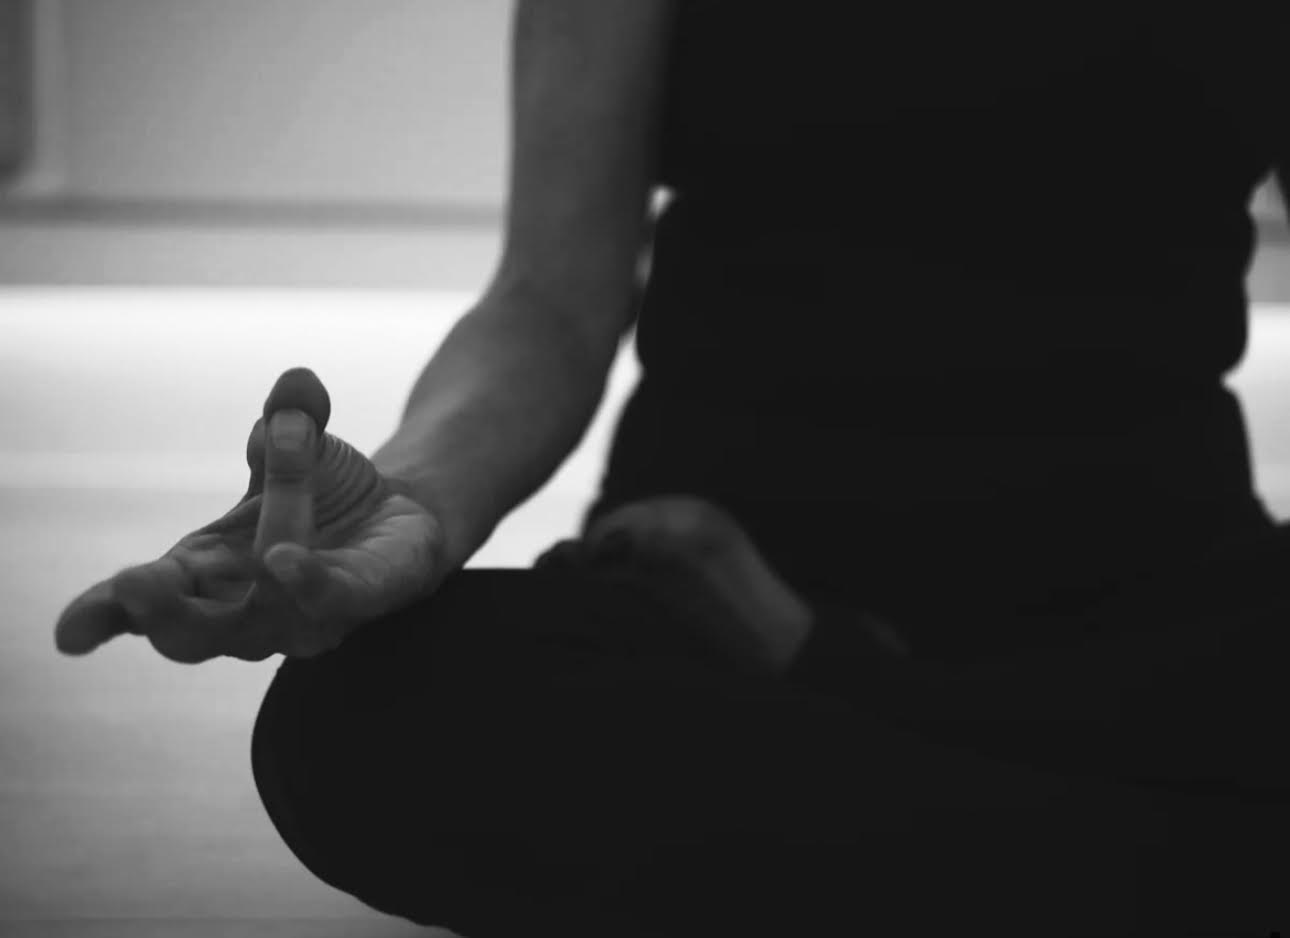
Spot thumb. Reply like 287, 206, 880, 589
264, 542, 312, 591
252, 408, 319, 560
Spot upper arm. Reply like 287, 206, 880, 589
484, 0, 675, 366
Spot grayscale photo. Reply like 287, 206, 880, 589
3, 2, 1289, 936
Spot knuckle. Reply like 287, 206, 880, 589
264, 458, 313, 484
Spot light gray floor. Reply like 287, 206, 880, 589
0, 289, 639, 937
3, 288, 1290, 937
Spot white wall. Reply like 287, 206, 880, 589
0, 0, 511, 289
0, 0, 1287, 295
55, 0, 508, 207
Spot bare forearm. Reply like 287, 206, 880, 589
370, 293, 618, 577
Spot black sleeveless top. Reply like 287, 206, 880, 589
586, 4, 1288, 651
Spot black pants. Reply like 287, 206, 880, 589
250, 525, 1290, 938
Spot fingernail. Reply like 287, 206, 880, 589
266, 550, 302, 587
270, 410, 312, 451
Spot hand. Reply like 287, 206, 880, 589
53, 368, 446, 663
546, 495, 816, 677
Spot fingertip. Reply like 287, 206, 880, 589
264, 543, 307, 588
54, 581, 129, 656
263, 368, 330, 435
53, 619, 82, 654
56, 638, 98, 657
54, 614, 110, 656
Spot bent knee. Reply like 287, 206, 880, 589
245, 571, 589, 898
250, 657, 338, 887
250, 652, 628, 933
250, 653, 441, 921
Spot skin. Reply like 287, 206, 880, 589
53, 0, 819, 672
496, 0, 820, 673
578, 496, 817, 676
53, 368, 444, 663
53, 368, 809, 671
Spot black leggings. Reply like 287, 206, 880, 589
250, 526, 1290, 938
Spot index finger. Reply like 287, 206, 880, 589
54, 554, 187, 655
54, 578, 130, 655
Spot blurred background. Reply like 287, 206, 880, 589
0, 2, 1287, 937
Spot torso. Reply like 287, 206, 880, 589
589, 3, 1287, 645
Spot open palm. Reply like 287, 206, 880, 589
54, 368, 444, 663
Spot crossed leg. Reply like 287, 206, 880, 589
251, 513, 1290, 937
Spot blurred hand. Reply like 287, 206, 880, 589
540, 495, 816, 676
54, 368, 445, 663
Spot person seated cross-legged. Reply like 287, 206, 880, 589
55, 2, 1290, 935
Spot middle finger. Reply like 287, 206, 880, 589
111, 549, 254, 653
112, 554, 193, 635
122, 566, 292, 663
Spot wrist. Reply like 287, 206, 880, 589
376, 469, 472, 587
